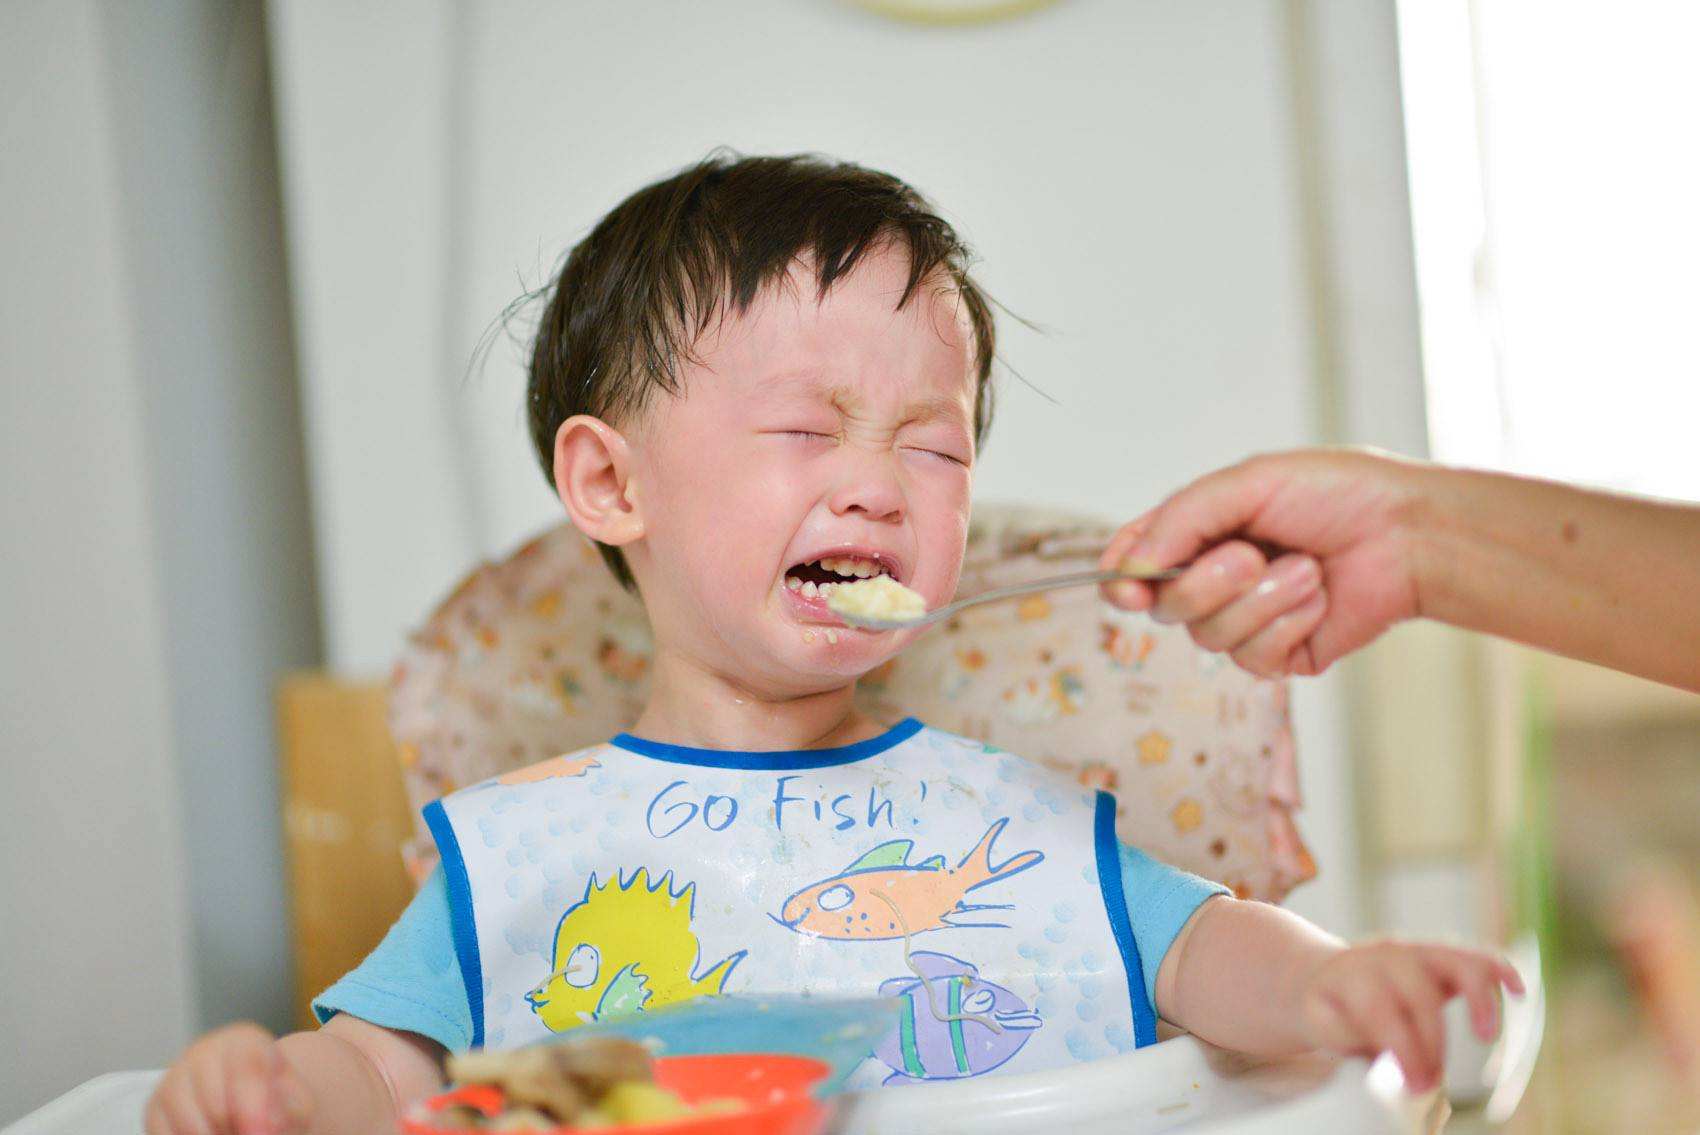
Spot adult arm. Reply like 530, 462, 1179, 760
1099, 448, 1700, 691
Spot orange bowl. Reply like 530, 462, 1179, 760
403, 1052, 832, 1135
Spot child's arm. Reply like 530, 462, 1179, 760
1154, 896, 1525, 1091
145, 1014, 444, 1135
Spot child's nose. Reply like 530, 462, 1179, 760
827, 454, 906, 523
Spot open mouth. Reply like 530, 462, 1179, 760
783, 554, 898, 601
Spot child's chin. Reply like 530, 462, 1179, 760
778, 626, 894, 674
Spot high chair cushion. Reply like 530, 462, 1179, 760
388, 506, 1315, 901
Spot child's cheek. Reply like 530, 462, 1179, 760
917, 489, 971, 604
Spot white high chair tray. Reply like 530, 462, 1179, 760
838, 1033, 1439, 1133
7, 1040, 1435, 1135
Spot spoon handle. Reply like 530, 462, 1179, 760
927, 566, 1184, 624
841, 565, 1185, 631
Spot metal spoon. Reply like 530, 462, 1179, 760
834, 565, 1185, 631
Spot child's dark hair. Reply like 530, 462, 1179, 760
525, 151, 997, 589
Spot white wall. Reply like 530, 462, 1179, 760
0, 2, 198, 1119
98, 0, 322, 1037
0, 0, 319, 1119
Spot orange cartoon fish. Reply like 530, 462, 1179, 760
497, 752, 601, 787
774, 818, 1044, 941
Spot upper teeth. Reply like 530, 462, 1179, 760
817, 556, 885, 579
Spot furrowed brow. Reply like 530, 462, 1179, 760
903, 394, 973, 427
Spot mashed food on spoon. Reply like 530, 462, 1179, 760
826, 574, 927, 624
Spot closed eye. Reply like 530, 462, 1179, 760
903, 446, 968, 466
763, 429, 838, 447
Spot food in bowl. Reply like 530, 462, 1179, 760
421, 1036, 743, 1131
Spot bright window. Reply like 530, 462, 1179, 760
1400, 0, 1700, 502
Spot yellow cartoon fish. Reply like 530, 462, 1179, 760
775, 819, 1044, 941
526, 868, 745, 1032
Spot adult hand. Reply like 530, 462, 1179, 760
1099, 449, 1428, 678
1101, 447, 1700, 691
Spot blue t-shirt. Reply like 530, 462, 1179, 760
315, 845, 1225, 1052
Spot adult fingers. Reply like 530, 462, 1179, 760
1233, 588, 1328, 678
1099, 513, 1156, 610
1120, 459, 1284, 576
1148, 541, 1269, 627
1185, 553, 1321, 655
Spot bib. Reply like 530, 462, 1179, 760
426, 719, 1157, 1084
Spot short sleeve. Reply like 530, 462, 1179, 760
1118, 842, 1229, 1016
312, 867, 473, 1053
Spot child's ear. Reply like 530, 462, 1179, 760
553, 415, 645, 546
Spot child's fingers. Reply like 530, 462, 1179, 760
271, 1052, 315, 1132
147, 1074, 214, 1135
1232, 588, 1328, 678
1332, 974, 1431, 1093
1421, 947, 1513, 1042
144, 1094, 169, 1135
226, 1043, 280, 1135
1353, 985, 1434, 1094
1380, 956, 1447, 1092
143, 1095, 171, 1135
1301, 989, 1364, 1056
187, 1057, 232, 1133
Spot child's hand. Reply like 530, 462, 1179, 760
145, 1023, 313, 1135
1298, 941, 1525, 1092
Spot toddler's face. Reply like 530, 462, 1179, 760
622, 244, 977, 696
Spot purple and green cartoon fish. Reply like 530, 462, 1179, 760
875, 952, 1042, 1083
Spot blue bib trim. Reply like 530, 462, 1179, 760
610, 717, 923, 770
424, 799, 485, 1048
1095, 790, 1157, 1047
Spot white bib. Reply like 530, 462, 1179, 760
426, 719, 1157, 1083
